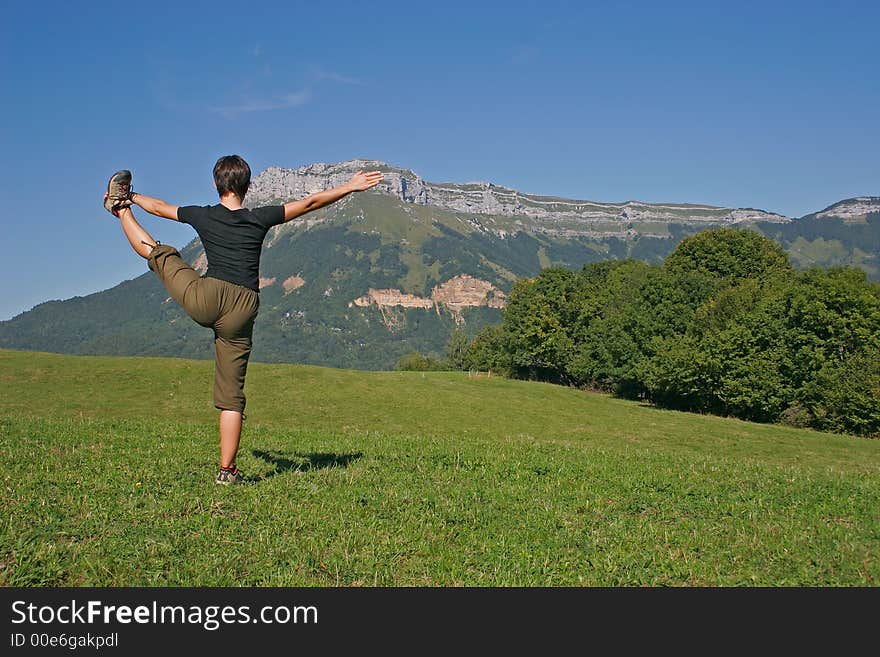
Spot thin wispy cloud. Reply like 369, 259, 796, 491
149, 58, 360, 120
209, 89, 313, 118
308, 66, 366, 86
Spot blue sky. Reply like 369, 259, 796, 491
1, 0, 878, 320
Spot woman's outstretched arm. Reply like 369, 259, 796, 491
282, 170, 384, 222
130, 192, 181, 221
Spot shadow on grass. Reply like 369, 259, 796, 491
250, 449, 363, 482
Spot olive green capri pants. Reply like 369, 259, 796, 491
148, 244, 259, 413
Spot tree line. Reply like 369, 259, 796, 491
400, 228, 880, 437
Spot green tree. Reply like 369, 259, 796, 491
502, 268, 579, 382
801, 345, 880, 437
444, 329, 470, 370
784, 267, 880, 364
641, 267, 880, 429
665, 227, 793, 283
396, 352, 445, 371
463, 324, 510, 374
566, 261, 716, 395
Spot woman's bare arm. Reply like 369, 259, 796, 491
130, 192, 181, 221
283, 170, 384, 222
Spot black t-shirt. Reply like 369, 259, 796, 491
177, 204, 285, 291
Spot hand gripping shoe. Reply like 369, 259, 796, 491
104, 170, 133, 216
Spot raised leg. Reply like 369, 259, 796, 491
116, 206, 157, 259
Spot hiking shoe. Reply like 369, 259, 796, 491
215, 466, 245, 485
104, 169, 133, 216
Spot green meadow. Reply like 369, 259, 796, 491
1, 348, 878, 586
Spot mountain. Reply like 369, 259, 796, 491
808, 197, 880, 222
249, 159, 791, 240
1, 160, 877, 369
755, 196, 880, 279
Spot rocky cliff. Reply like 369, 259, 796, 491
247, 159, 792, 239
350, 274, 507, 328
812, 197, 880, 222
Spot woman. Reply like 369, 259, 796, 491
104, 156, 383, 484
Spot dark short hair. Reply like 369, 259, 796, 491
213, 155, 251, 200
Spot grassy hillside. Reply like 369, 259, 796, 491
2, 349, 878, 586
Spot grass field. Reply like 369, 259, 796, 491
1, 348, 878, 586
